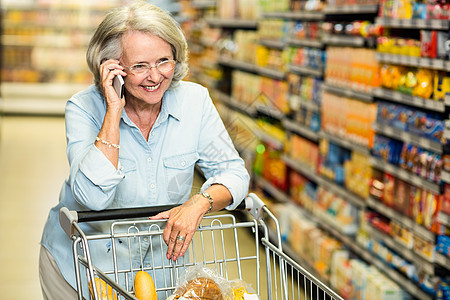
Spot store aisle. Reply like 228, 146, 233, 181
0, 116, 68, 299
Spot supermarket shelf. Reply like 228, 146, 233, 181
281, 118, 320, 142
2, 82, 88, 99
311, 214, 424, 297
0, 82, 90, 116
323, 83, 373, 103
442, 170, 450, 184
322, 34, 372, 48
294, 96, 320, 112
253, 172, 434, 300
3, 21, 96, 32
255, 66, 286, 81
0, 97, 66, 116
373, 122, 443, 154
376, 17, 450, 30
214, 90, 257, 117
437, 211, 450, 227
327, 230, 434, 300
261, 11, 325, 20
255, 104, 285, 121
205, 18, 258, 29
319, 131, 371, 155
323, 4, 379, 14
373, 88, 446, 112
337, 232, 433, 300
259, 39, 285, 50
317, 175, 366, 208
367, 226, 437, 276
253, 175, 290, 203
436, 252, 450, 270
376, 52, 450, 72
286, 37, 323, 48
288, 64, 323, 78
254, 129, 284, 150
218, 56, 257, 73
445, 94, 450, 106
2, 35, 89, 48
366, 197, 435, 242
278, 239, 333, 291
370, 157, 441, 195
281, 154, 320, 183
218, 56, 285, 80
192, 0, 216, 9
3, 3, 116, 10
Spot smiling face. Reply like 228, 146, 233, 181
121, 30, 175, 107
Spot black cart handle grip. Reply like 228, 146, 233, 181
76, 199, 248, 223
59, 193, 264, 237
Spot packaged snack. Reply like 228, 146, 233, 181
421, 30, 434, 58
230, 279, 259, 300
424, 115, 445, 143
398, 68, 418, 95
413, 68, 435, 99
433, 71, 450, 101
394, 179, 411, 216
383, 173, 396, 207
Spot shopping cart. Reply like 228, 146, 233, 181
59, 193, 343, 300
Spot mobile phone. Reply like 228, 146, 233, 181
113, 74, 124, 99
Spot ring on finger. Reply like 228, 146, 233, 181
176, 235, 185, 242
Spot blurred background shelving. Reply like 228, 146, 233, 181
178, 0, 450, 299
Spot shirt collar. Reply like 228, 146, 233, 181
163, 87, 182, 121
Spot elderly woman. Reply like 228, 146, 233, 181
39, 1, 249, 298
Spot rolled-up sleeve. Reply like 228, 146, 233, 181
79, 146, 124, 190
72, 146, 125, 210
65, 93, 125, 211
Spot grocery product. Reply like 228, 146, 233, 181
89, 277, 118, 300
171, 277, 224, 300
134, 271, 157, 300
325, 47, 380, 92
322, 92, 377, 148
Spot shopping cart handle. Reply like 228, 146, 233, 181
59, 193, 265, 237
76, 205, 178, 223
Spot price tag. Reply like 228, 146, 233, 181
417, 19, 426, 28
432, 59, 445, 70
393, 91, 403, 101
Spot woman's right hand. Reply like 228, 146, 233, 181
99, 59, 127, 112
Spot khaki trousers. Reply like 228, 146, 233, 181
39, 245, 78, 300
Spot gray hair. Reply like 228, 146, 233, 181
86, 1, 189, 90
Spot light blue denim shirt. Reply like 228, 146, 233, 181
40, 81, 250, 290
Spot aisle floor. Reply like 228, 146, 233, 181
0, 116, 69, 299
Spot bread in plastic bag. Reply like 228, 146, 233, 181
166, 265, 260, 300
167, 265, 230, 300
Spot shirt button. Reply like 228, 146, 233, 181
147, 157, 152, 162
181, 161, 186, 167
143, 237, 148, 242
150, 183, 155, 189
151, 132, 155, 136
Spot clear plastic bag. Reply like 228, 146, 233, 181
166, 265, 260, 300
167, 265, 231, 300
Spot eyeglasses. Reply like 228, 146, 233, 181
125, 60, 176, 75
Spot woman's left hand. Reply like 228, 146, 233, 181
150, 195, 210, 260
